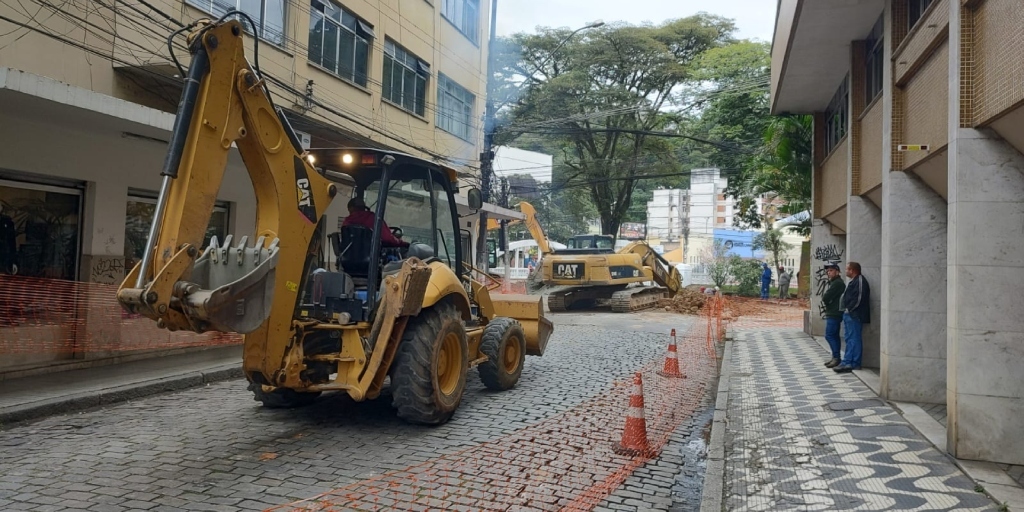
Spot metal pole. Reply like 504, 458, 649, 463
475, 0, 498, 271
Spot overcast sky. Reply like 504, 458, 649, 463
495, 0, 776, 43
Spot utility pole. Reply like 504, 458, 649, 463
499, 177, 510, 293
475, 0, 499, 271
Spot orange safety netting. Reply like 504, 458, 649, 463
267, 297, 727, 512
0, 275, 241, 354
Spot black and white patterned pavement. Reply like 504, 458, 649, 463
721, 328, 999, 511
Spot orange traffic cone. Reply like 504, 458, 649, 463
657, 329, 686, 378
613, 372, 658, 457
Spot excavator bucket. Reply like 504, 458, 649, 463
490, 294, 554, 356
181, 235, 281, 334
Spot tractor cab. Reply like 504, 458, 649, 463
301, 147, 480, 322
558, 234, 616, 255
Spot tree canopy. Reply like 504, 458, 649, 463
494, 15, 735, 236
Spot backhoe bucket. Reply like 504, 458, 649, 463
490, 294, 553, 356
182, 235, 281, 334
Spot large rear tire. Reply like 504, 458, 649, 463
478, 317, 526, 391
390, 303, 468, 425
248, 381, 321, 408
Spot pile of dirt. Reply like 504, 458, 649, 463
659, 289, 708, 315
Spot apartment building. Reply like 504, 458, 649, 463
0, 0, 519, 373
774, 0, 1024, 465
645, 188, 688, 246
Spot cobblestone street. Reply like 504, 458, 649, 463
0, 311, 715, 512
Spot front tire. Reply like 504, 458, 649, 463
478, 317, 526, 391
390, 303, 468, 425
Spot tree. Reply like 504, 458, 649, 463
728, 256, 763, 297
495, 15, 735, 236
701, 239, 730, 289
679, 40, 771, 175
730, 115, 813, 232
753, 226, 795, 271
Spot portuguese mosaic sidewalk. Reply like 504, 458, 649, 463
702, 299, 1003, 511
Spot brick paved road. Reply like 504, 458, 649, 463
0, 311, 711, 512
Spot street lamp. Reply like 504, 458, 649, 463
475, 8, 603, 269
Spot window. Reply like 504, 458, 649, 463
436, 74, 475, 141
383, 40, 429, 116
0, 179, 81, 280
441, 0, 479, 43
308, 0, 374, 87
431, 173, 457, 268
125, 192, 229, 271
865, 16, 884, 104
824, 76, 849, 154
908, 0, 933, 31
187, 0, 285, 45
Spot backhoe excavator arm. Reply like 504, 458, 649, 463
619, 242, 683, 296
516, 201, 551, 255
117, 18, 337, 355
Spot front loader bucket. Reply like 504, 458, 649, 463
490, 294, 553, 356
182, 235, 280, 334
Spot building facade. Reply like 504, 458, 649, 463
774, 0, 1024, 465
0, 0, 517, 373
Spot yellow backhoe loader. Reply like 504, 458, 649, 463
116, 15, 552, 425
517, 202, 682, 312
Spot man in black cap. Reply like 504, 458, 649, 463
821, 263, 846, 368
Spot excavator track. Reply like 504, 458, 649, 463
547, 293, 567, 312
610, 286, 669, 313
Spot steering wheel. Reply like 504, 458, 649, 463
391, 227, 403, 239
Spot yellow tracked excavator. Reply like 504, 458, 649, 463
116, 14, 552, 425
516, 202, 683, 312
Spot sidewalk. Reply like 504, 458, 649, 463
0, 345, 242, 426
702, 326, 1007, 511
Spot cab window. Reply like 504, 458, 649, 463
431, 172, 457, 268
362, 175, 436, 250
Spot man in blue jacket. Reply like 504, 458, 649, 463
760, 262, 772, 300
834, 261, 870, 373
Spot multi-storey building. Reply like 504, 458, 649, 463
645, 188, 688, 245
774, 0, 1024, 465
0, 0, 518, 373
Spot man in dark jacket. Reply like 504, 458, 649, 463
834, 261, 870, 373
821, 263, 846, 368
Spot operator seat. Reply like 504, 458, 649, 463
329, 225, 374, 278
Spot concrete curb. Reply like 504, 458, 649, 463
0, 363, 243, 427
699, 337, 733, 512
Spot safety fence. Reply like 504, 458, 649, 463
269, 296, 728, 512
0, 275, 241, 355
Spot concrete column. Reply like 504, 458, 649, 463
79, 181, 128, 285
76, 180, 128, 358
845, 197, 882, 369
880, 171, 947, 403
947, 129, 1024, 464
807, 219, 846, 336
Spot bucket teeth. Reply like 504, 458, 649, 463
182, 233, 282, 333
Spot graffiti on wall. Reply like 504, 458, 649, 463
813, 244, 843, 316
90, 257, 125, 285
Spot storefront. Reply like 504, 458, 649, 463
0, 173, 83, 281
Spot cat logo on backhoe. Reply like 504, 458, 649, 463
297, 178, 312, 206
